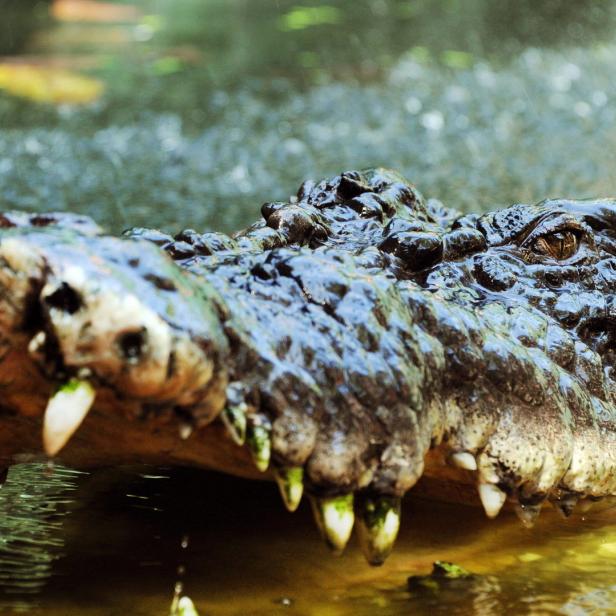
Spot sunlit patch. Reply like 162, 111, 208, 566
0, 63, 104, 105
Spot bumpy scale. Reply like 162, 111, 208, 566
0, 170, 614, 564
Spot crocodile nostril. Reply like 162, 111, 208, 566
117, 329, 147, 362
44, 282, 82, 314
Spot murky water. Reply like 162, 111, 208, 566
1, 0, 616, 613
0, 464, 615, 615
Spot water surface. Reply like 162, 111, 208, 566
1, 465, 615, 615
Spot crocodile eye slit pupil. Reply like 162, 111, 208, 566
533, 231, 578, 260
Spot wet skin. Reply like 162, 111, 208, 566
0, 169, 614, 563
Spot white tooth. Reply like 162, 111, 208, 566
77, 367, 92, 379
450, 452, 477, 471
179, 423, 193, 440
478, 483, 507, 518
43, 379, 96, 456
28, 331, 46, 355
312, 494, 355, 553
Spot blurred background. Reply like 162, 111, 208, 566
2, 2, 616, 614
2, 0, 616, 234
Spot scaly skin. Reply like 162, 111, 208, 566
0, 169, 614, 563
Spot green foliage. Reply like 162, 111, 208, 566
278, 6, 342, 31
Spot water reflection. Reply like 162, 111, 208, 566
0, 466, 612, 615
0, 463, 82, 612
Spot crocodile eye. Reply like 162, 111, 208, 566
532, 231, 579, 260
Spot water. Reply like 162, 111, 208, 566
1, 0, 616, 613
0, 465, 615, 615
3, 1, 616, 233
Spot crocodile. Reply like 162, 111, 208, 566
0, 168, 614, 565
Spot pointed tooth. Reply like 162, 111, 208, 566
311, 494, 355, 554
221, 404, 247, 446
450, 452, 477, 471
77, 367, 92, 380
246, 415, 271, 472
356, 495, 401, 566
43, 379, 96, 457
515, 502, 542, 528
274, 466, 304, 512
179, 423, 193, 440
478, 483, 507, 518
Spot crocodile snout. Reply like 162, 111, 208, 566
0, 224, 230, 457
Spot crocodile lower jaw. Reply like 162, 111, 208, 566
0, 351, 475, 501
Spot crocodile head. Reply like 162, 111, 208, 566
0, 170, 613, 565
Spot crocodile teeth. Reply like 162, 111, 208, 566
515, 502, 542, 528
176, 596, 199, 616
43, 379, 96, 457
221, 404, 247, 446
246, 415, 271, 472
478, 483, 507, 518
311, 494, 355, 554
356, 495, 401, 566
274, 466, 304, 512
450, 451, 477, 471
